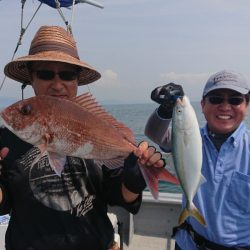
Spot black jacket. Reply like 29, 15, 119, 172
0, 128, 141, 250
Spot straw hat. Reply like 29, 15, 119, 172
4, 26, 101, 86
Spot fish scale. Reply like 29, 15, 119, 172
172, 95, 206, 226
0, 93, 180, 199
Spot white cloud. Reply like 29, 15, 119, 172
160, 72, 211, 101
96, 69, 120, 87
160, 72, 209, 83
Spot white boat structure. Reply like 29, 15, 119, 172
0, 191, 182, 250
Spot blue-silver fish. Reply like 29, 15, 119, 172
172, 96, 206, 226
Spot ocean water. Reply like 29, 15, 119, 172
1, 101, 249, 193
104, 102, 205, 194
104, 102, 250, 194
0, 102, 249, 224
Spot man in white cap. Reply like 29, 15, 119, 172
0, 25, 165, 250
145, 70, 250, 250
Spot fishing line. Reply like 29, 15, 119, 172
54, 0, 72, 34
70, 0, 77, 34
0, 1, 43, 92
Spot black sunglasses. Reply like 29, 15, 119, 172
34, 70, 79, 81
206, 95, 245, 106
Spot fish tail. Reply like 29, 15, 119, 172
178, 202, 206, 226
140, 165, 180, 200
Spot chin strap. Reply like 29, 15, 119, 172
21, 83, 27, 100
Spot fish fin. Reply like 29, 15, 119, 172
31, 149, 48, 168
31, 143, 49, 167
162, 152, 178, 176
139, 165, 180, 200
158, 167, 180, 185
95, 159, 124, 169
139, 165, 159, 199
36, 134, 52, 156
47, 152, 66, 177
72, 93, 136, 144
178, 203, 206, 226
37, 142, 48, 155
178, 208, 189, 225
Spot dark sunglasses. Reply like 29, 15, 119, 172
206, 95, 245, 106
34, 70, 79, 81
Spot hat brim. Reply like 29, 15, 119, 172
4, 51, 101, 86
203, 84, 249, 96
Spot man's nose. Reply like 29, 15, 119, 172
219, 99, 232, 109
51, 74, 64, 89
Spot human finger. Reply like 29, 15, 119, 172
133, 141, 149, 158
0, 147, 9, 160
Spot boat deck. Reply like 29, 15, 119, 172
123, 234, 175, 250
110, 192, 181, 250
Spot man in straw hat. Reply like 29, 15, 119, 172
145, 71, 250, 250
0, 25, 165, 250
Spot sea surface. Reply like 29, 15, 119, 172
0, 102, 249, 224
104, 102, 250, 193
104, 102, 205, 194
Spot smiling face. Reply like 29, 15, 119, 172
30, 61, 79, 100
201, 89, 249, 134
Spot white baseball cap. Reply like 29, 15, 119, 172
203, 70, 249, 96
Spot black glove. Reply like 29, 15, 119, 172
122, 153, 146, 194
151, 82, 184, 118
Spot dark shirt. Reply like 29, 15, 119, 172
0, 128, 141, 250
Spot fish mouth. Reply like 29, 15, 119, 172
176, 96, 184, 105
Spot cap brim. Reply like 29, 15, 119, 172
203, 85, 249, 96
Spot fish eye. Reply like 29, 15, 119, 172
176, 107, 182, 113
20, 104, 32, 115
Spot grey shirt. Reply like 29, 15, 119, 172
144, 108, 172, 152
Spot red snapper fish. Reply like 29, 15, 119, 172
0, 93, 179, 199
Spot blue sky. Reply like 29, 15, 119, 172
1, 0, 250, 104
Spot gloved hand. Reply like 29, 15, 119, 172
151, 82, 184, 118
123, 141, 165, 194
122, 153, 146, 194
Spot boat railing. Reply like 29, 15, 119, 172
109, 191, 182, 249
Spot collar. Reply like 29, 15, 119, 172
202, 122, 246, 145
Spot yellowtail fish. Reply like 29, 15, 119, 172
0, 93, 179, 199
172, 96, 206, 226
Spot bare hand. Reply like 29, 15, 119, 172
133, 141, 165, 168
0, 147, 9, 160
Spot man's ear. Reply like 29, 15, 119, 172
201, 99, 205, 112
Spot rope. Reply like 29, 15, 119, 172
70, 0, 77, 35
54, 0, 72, 34
0, 1, 42, 92
0, 0, 102, 93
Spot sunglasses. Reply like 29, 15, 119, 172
34, 70, 79, 81
206, 95, 245, 106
